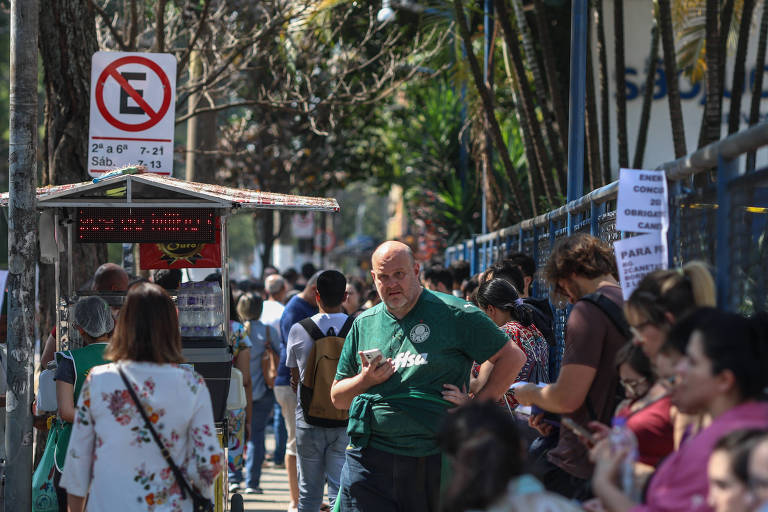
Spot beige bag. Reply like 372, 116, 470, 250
261, 326, 279, 389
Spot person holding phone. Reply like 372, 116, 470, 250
513, 234, 626, 501
331, 241, 525, 512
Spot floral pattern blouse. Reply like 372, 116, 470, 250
472, 321, 549, 410
60, 361, 223, 511
227, 321, 252, 474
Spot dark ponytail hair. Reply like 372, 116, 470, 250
475, 278, 533, 326
438, 402, 524, 512
695, 308, 768, 400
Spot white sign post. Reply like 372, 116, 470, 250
88, 52, 177, 178
614, 168, 670, 298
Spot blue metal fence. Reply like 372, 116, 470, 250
445, 122, 768, 376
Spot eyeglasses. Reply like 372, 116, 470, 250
619, 377, 647, 390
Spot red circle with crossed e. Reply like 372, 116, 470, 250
95, 56, 172, 132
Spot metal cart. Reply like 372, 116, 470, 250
4, 170, 338, 511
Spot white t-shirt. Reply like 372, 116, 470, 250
260, 300, 285, 342
285, 312, 349, 426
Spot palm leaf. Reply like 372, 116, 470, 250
671, 0, 748, 83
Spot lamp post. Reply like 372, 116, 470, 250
482, 0, 493, 235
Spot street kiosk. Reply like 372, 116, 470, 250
1, 169, 339, 511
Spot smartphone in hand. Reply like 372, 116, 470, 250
361, 349, 384, 366
562, 417, 595, 445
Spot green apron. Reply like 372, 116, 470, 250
53, 342, 108, 471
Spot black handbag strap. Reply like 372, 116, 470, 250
118, 367, 193, 500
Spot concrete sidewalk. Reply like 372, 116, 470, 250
230, 434, 292, 512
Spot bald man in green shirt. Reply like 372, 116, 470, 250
331, 241, 525, 512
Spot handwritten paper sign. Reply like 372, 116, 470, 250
614, 232, 668, 299
616, 168, 669, 233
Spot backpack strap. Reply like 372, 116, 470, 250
578, 291, 632, 340
577, 291, 629, 421
298, 317, 326, 341
338, 315, 354, 338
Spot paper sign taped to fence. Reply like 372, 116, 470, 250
614, 232, 668, 300
616, 168, 669, 233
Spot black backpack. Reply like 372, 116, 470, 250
523, 297, 557, 347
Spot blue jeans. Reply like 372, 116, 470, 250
295, 424, 349, 512
273, 400, 287, 464
243, 390, 275, 488
338, 445, 442, 512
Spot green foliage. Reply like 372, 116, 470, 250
228, 212, 257, 265
366, 78, 485, 245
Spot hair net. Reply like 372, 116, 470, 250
73, 296, 115, 338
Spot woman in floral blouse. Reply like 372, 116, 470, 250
61, 282, 223, 511
443, 278, 549, 411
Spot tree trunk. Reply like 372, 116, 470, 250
510, 0, 565, 178
718, 0, 735, 120
594, 0, 611, 183
453, 0, 531, 219
532, 0, 569, 166
698, 0, 722, 148
39, 0, 107, 343
613, 0, 628, 168
255, 210, 275, 272
501, 41, 543, 215
727, 0, 756, 135
633, 22, 660, 169
586, 20, 602, 190
184, 51, 219, 184
657, 0, 687, 157
747, 2, 768, 172
496, 0, 557, 205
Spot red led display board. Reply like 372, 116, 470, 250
77, 208, 216, 243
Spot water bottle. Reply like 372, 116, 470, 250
610, 416, 639, 501
207, 282, 223, 336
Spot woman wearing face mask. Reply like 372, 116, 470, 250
591, 308, 768, 512
707, 429, 765, 512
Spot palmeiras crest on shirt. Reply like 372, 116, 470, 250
409, 323, 431, 344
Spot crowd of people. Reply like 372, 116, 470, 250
23, 232, 768, 512
415, 234, 768, 512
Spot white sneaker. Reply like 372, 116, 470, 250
287, 506, 298, 512
228, 482, 241, 493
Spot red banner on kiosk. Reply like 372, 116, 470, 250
140, 219, 221, 269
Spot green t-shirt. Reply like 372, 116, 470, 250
335, 288, 509, 456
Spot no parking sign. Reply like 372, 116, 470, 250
88, 52, 177, 177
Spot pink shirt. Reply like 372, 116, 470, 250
631, 401, 768, 512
